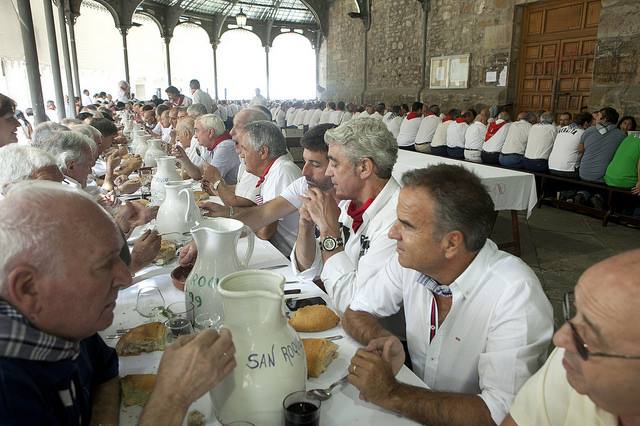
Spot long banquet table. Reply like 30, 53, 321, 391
101, 234, 426, 425
393, 150, 538, 255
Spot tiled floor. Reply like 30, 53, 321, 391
491, 206, 639, 328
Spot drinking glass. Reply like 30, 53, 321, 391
164, 301, 195, 343
283, 391, 320, 426
194, 312, 223, 331
135, 286, 165, 322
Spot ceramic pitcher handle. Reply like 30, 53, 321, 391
238, 225, 255, 269
179, 188, 201, 226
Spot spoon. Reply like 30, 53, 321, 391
307, 375, 348, 401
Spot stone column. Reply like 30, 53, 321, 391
120, 27, 131, 84
43, 0, 65, 120
57, 0, 75, 116
211, 42, 219, 101
265, 46, 270, 100
66, 8, 81, 98
17, 0, 47, 123
164, 36, 172, 86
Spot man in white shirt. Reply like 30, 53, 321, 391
396, 102, 424, 150
250, 88, 267, 107
344, 165, 553, 426
275, 102, 288, 128
499, 111, 536, 168
464, 109, 488, 162
446, 110, 475, 158
414, 104, 441, 153
116, 81, 130, 103
481, 112, 511, 164
81, 90, 93, 107
319, 102, 335, 125
369, 103, 385, 120
503, 249, 640, 426
430, 109, 459, 156
165, 86, 192, 108
173, 114, 239, 184
548, 112, 593, 177
45, 101, 58, 123
291, 118, 400, 314
382, 105, 404, 139
329, 102, 347, 125
308, 102, 324, 128
522, 111, 558, 173
189, 79, 214, 113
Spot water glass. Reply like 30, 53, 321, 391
194, 312, 223, 331
283, 391, 320, 426
135, 286, 165, 322
165, 316, 194, 342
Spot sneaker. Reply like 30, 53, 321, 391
591, 194, 604, 210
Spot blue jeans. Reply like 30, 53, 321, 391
522, 158, 549, 173
499, 153, 524, 168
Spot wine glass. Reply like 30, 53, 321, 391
135, 286, 165, 322
195, 312, 223, 332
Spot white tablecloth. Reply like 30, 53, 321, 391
393, 150, 538, 218
103, 237, 425, 425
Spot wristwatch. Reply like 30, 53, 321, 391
320, 235, 344, 252
212, 179, 223, 191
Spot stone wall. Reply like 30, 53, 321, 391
320, 0, 640, 116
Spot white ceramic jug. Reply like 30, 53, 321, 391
210, 270, 307, 425
144, 138, 165, 167
132, 133, 151, 157
155, 181, 202, 242
150, 156, 181, 203
184, 217, 254, 322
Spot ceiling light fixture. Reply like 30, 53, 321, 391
235, 8, 247, 28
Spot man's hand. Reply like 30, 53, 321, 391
106, 152, 121, 174
364, 336, 405, 375
202, 164, 222, 185
631, 182, 640, 195
298, 204, 315, 229
116, 201, 157, 232
118, 179, 142, 195
348, 348, 398, 405
199, 201, 230, 218
97, 192, 120, 209
154, 329, 236, 409
178, 240, 198, 266
171, 144, 188, 162
130, 230, 161, 273
301, 187, 341, 236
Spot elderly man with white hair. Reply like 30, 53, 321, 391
0, 145, 63, 195
172, 113, 239, 183
31, 121, 70, 149
49, 131, 95, 189
0, 181, 236, 424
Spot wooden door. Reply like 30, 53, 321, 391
516, 0, 601, 118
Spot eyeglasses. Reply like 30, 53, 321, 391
563, 292, 640, 361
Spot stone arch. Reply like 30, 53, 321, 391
133, 11, 165, 37
84, 0, 120, 28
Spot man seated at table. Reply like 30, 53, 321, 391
430, 109, 459, 156
396, 102, 423, 151
173, 114, 239, 183
414, 104, 441, 154
502, 249, 640, 426
446, 109, 475, 159
0, 144, 63, 194
292, 118, 401, 314
522, 111, 558, 173
498, 111, 536, 169
464, 108, 489, 163
481, 111, 511, 164
0, 181, 236, 424
548, 112, 593, 178
343, 165, 553, 426
579, 107, 627, 183
203, 120, 301, 257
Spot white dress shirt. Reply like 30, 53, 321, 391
414, 114, 441, 145
291, 178, 400, 314
430, 120, 453, 148
445, 120, 469, 148
464, 121, 487, 151
501, 120, 532, 155
483, 121, 511, 153
525, 123, 558, 160
396, 117, 423, 147
350, 240, 554, 424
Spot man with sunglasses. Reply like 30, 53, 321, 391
503, 249, 640, 426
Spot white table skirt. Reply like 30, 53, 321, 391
102, 237, 425, 425
393, 150, 538, 218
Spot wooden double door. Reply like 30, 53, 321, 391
516, 0, 601, 117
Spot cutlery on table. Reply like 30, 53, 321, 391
306, 374, 349, 401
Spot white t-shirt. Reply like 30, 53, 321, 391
483, 121, 511, 153
385, 116, 403, 139
525, 123, 558, 160
293, 109, 306, 126
285, 108, 297, 127
350, 240, 554, 424
161, 126, 173, 143
369, 111, 383, 120
445, 120, 469, 148
191, 89, 215, 113
259, 155, 302, 256
329, 110, 344, 125
319, 109, 333, 125
501, 120, 532, 155
308, 109, 323, 128
464, 121, 487, 150
414, 114, 441, 145
339, 111, 353, 125
250, 94, 267, 107
235, 161, 260, 203
396, 117, 423, 147
280, 176, 309, 209
275, 109, 286, 128
510, 348, 618, 426
302, 110, 314, 126
430, 120, 453, 148
199, 139, 240, 185
548, 125, 585, 172
81, 94, 93, 106
291, 178, 401, 314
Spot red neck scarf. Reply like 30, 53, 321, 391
485, 119, 507, 141
255, 157, 278, 188
208, 131, 231, 152
442, 115, 452, 122
455, 117, 466, 124
406, 112, 420, 120
347, 198, 374, 232
425, 112, 435, 116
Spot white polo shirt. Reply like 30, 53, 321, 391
483, 121, 511, 153
445, 120, 469, 148
464, 121, 487, 150
430, 120, 453, 148
291, 178, 401, 314
396, 117, 423, 147
525, 123, 558, 160
501, 120, 532, 155
350, 239, 553, 424
548, 125, 585, 172
414, 114, 441, 145
259, 155, 302, 256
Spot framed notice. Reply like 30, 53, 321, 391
429, 54, 470, 89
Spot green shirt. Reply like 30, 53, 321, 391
604, 135, 640, 188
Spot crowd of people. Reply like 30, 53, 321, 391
0, 80, 639, 426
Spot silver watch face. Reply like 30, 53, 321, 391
322, 236, 337, 251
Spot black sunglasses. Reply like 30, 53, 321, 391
563, 292, 640, 361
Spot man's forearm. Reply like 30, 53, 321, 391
343, 308, 392, 345
90, 376, 120, 426
294, 225, 317, 272
180, 159, 201, 180
139, 392, 188, 426
381, 383, 495, 426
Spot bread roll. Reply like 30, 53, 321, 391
302, 338, 338, 378
116, 322, 166, 356
154, 239, 177, 265
121, 374, 156, 406
289, 305, 340, 332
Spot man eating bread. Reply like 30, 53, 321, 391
0, 181, 236, 424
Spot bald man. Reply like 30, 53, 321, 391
502, 250, 640, 426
